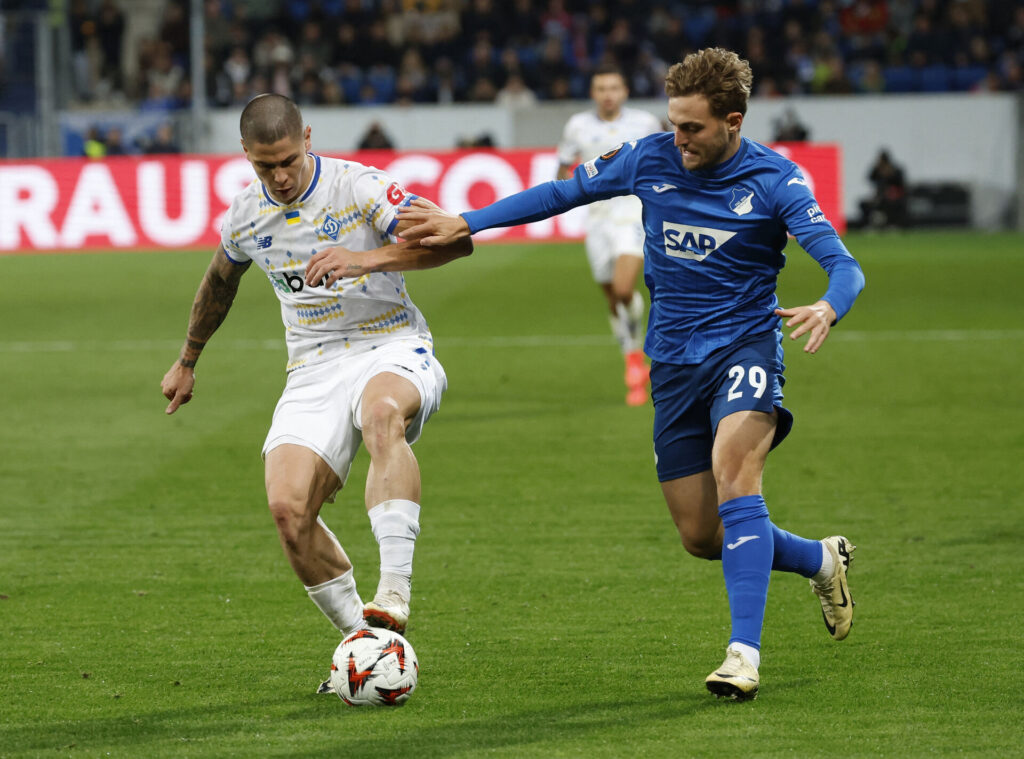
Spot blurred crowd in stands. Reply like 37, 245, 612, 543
63, 0, 1024, 112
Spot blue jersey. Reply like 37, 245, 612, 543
576, 134, 859, 364
462, 133, 864, 366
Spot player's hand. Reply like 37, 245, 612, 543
774, 300, 836, 354
306, 246, 368, 288
396, 198, 471, 246
161, 361, 196, 414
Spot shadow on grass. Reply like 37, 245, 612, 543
305, 690, 723, 757
1, 687, 724, 756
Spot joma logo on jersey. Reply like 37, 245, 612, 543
663, 222, 737, 261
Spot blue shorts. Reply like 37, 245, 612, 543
651, 329, 794, 482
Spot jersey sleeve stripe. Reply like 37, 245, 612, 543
386, 193, 419, 236
222, 247, 249, 265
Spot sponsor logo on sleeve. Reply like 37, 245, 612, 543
583, 159, 598, 178
806, 203, 827, 223
386, 182, 406, 205
662, 222, 737, 261
600, 143, 623, 160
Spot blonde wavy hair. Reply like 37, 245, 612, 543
664, 48, 753, 118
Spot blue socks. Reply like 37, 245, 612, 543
719, 495, 774, 650
712, 496, 825, 652
700, 523, 824, 577
771, 524, 824, 578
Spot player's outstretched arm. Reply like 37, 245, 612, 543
398, 175, 596, 249
394, 198, 472, 247
774, 300, 836, 354
161, 245, 249, 414
305, 234, 473, 289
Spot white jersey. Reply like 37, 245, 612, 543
221, 154, 431, 373
556, 106, 663, 221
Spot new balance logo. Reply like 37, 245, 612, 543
726, 535, 760, 550
663, 222, 736, 262
652, 183, 677, 193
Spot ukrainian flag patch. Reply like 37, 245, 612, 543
285, 210, 300, 225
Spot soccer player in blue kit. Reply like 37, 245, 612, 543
392, 47, 866, 701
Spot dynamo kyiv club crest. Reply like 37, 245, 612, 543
321, 214, 341, 241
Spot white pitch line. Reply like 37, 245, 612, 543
1, 330, 1022, 354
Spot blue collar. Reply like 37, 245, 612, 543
261, 153, 321, 206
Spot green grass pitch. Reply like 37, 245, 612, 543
1, 231, 1022, 757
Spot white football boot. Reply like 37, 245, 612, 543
705, 645, 759, 701
810, 536, 856, 640
363, 590, 410, 634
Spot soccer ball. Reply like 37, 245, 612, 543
330, 627, 419, 706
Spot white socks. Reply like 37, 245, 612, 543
627, 290, 644, 345
609, 307, 633, 354
811, 541, 835, 584
609, 291, 645, 353
729, 642, 761, 670
305, 568, 365, 635
368, 499, 421, 600
305, 502, 419, 632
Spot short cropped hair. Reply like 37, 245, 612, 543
664, 48, 753, 118
239, 94, 304, 145
592, 63, 626, 82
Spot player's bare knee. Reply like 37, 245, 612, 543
682, 539, 720, 560
713, 460, 761, 502
361, 398, 407, 453
267, 494, 315, 550
679, 527, 721, 559
715, 478, 761, 505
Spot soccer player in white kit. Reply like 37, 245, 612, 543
160, 94, 472, 693
556, 65, 663, 406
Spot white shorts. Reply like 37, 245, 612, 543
262, 338, 447, 488
584, 196, 645, 284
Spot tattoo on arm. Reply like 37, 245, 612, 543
179, 250, 248, 367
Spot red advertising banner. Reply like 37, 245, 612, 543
0, 145, 843, 253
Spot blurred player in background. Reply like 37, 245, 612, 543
396, 48, 865, 702
556, 65, 663, 405
160, 94, 472, 693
